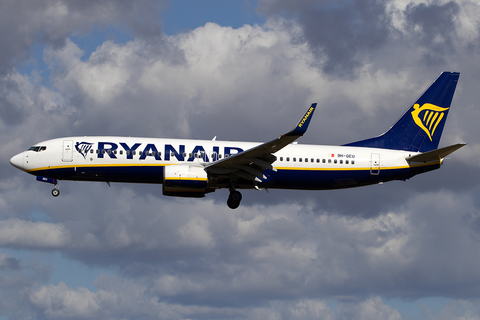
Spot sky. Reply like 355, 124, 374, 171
1, 0, 480, 319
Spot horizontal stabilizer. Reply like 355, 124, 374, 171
406, 143, 466, 162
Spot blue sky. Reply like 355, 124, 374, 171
2, 1, 480, 319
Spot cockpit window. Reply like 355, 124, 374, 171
28, 146, 46, 152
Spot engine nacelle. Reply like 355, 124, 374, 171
163, 164, 213, 198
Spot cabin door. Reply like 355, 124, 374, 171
62, 140, 74, 162
370, 153, 380, 175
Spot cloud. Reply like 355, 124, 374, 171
0, 218, 70, 248
0, 0, 166, 77
30, 282, 101, 318
257, 0, 392, 76
2, 0, 480, 318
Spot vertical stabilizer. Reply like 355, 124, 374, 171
344, 72, 460, 152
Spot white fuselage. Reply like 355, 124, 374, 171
10, 136, 440, 191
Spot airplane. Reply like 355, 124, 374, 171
10, 71, 465, 209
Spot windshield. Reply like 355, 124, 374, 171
28, 146, 47, 152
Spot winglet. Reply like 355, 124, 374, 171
286, 103, 317, 136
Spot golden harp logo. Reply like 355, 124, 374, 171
411, 103, 449, 141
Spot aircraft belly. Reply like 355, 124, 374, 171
266, 165, 434, 190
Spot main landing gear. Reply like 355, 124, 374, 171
227, 189, 242, 209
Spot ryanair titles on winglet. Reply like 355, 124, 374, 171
298, 106, 315, 128
75, 141, 244, 162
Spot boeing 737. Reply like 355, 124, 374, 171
10, 71, 465, 209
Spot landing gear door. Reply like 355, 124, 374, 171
62, 140, 73, 162
370, 153, 380, 175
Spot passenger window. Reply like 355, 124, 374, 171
352, 160, 355, 165
219, 154, 222, 159
183, 152, 187, 157
299, 158, 302, 162
328, 159, 331, 163
119, 150, 123, 155
96, 150, 100, 154
286, 157, 290, 161
90, 149, 94, 154
340, 160, 343, 164
322, 159, 325, 163
346, 160, 349, 164
107, 150, 111, 155
293, 158, 296, 162
280, 157, 283, 161
132, 151, 136, 155
334, 159, 337, 164
311, 158, 314, 162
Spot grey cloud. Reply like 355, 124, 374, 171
258, 0, 392, 77
0, 0, 166, 77
405, 1, 460, 65
0, 79, 25, 125
0, 254, 51, 319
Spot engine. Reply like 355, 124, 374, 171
163, 164, 214, 198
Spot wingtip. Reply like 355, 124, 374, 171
288, 103, 317, 136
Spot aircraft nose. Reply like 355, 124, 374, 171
10, 152, 24, 170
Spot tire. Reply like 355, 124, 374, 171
52, 189, 60, 197
229, 190, 242, 202
227, 199, 240, 209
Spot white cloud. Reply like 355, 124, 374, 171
0, 218, 70, 248
30, 282, 100, 318
178, 215, 215, 248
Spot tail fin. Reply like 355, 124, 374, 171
344, 71, 460, 152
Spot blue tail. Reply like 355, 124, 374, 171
344, 71, 460, 152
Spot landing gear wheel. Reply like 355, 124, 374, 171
227, 190, 242, 209
52, 188, 60, 197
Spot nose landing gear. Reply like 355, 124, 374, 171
36, 176, 60, 197
51, 187, 60, 197
227, 189, 242, 209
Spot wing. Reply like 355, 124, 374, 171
205, 103, 317, 183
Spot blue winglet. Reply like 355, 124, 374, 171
287, 103, 317, 136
